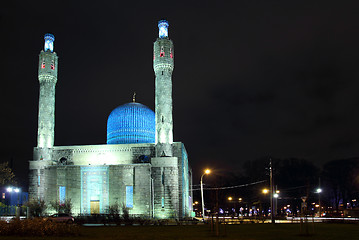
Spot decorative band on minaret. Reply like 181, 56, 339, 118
37, 33, 58, 150
154, 20, 174, 157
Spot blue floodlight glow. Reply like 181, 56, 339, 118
81, 166, 109, 214
59, 186, 66, 204
44, 33, 55, 52
158, 20, 169, 38
107, 102, 155, 144
126, 186, 133, 208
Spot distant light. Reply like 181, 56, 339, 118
14, 188, 20, 193
158, 20, 169, 38
262, 189, 269, 194
6, 187, 12, 192
228, 197, 233, 201
204, 169, 211, 175
238, 198, 242, 201
276, 190, 280, 194
44, 33, 55, 52
316, 188, 322, 193
273, 193, 279, 198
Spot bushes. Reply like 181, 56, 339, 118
49, 199, 73, 214
25, 199, 47, 217
0, 218, 79, 237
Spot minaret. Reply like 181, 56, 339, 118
154, 20, 174, 157
37, 34, 58, 151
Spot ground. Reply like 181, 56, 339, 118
1, 223, 358, 240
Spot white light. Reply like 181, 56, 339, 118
14, 188, 20, 193
6, 187, 12, 192
273, 193, 279, 198
158, 20, 169, 38
316, 188, 322, 193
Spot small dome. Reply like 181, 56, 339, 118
107, 102, 155, 144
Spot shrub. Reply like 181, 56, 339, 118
108, 202, 120, 215
49, 199, 72, 214
0, 218, 79, 237
25, 199, 47, 217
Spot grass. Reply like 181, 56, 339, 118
0, 223, 358, 240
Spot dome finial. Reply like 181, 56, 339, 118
133, 92, 136, 102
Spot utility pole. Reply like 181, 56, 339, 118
270, 158, 275, 224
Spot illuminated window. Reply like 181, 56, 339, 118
160, 46, 165, 57
126, 186, 133, 208
51, 60, 55, 70
59, 186, 66, 204
161, 197, 165, 208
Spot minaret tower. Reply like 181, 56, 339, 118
154, 20, 174, 157
37, 34, 58, 152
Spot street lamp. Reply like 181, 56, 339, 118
316, 188, 322, 217
200, 169, 211, 222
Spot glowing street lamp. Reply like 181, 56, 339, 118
316, 188, 322, 216
200, 169, 211, 222
228, 196, 233, 201
6, 187, 21, 206
6, 187, 20, 193
262, 188, 269, 194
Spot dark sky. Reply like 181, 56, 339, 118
2, 1, 359, 188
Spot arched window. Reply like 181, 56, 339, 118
51, 60, 55, 70
59, 157, 67, 165
160, 46, 165, 57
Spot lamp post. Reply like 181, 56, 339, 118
200, 169, 211, 222
316, 188, 322, 217
7, 187, 21, 218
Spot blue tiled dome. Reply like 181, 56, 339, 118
107, 102, 155, 144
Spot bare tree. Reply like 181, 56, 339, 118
0, 162, 16, 186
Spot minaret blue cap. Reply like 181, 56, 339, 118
158, 20, 169, 38
44, 33, 55, 52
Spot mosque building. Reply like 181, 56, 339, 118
29, 20, 193, 219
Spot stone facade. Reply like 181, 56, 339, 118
29, 21, 192, 219
154, 33, 174, 157
37, 48, 58, 149
29, 143, 192, 218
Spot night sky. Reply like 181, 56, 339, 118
2, 1, 359, 189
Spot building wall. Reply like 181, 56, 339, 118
29, 142, 191, 218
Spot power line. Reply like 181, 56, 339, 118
192, 180, 267, 191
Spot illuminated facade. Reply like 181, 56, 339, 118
29, 20, 193, 219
